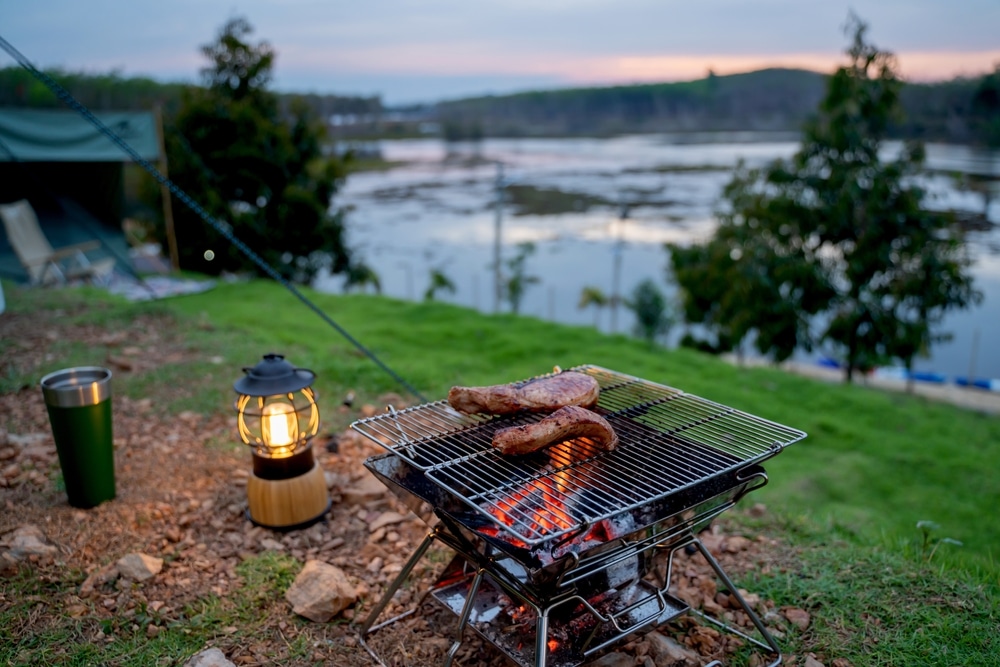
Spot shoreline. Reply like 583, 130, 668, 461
723, 354, 1000, 415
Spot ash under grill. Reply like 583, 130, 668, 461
353, 365, 805, 667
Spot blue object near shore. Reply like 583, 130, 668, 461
907, 371, 948, 384
955, 376, 999, 392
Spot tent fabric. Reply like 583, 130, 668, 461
0, 108, 160, 162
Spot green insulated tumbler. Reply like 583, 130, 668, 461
40, 367, 115, 508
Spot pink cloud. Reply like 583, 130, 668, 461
561, 50, 1000, 85
279, 43, 1000, 86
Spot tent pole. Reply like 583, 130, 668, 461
154, 105, 179, 271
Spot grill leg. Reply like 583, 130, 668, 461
534, 609, 550, 667
444, 568, 484, 667
692, 537, 783, 666
358, 529, 437, 636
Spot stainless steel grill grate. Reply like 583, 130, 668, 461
352, 365, 805, 548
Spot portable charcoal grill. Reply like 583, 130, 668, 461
352, 365, 806, 667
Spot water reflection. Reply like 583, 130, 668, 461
318, 135, 999, 379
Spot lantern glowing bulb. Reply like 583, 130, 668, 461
262, 402, 297, 456
234, 354, 329, 530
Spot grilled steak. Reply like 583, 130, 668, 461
492, 405, 618, 456
448, 371, 600, 415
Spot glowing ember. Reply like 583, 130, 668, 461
479, 474, 578, 549
476, 457, 629, 558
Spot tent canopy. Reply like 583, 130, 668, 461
0, 108, 168, 282
0, 108, 160, 162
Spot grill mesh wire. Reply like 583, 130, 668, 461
352, 365, 805, 546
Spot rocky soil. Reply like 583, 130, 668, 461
0, 299, 843, 667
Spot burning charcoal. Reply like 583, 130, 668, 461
565, 489, 602, 522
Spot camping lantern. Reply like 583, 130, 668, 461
234, 354, 329, 529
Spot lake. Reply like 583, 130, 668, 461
316, 133, 1000, 381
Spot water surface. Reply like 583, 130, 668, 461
318, 134, 1000, 380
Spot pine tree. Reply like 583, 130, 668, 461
163, 18, 351, 282
668, 15, 981, 380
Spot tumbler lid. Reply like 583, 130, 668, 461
40, 367, 112, 408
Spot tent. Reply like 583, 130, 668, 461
0, 108, 176, 283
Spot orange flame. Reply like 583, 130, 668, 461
479, 473, 579, 549
478, 441, 620, 554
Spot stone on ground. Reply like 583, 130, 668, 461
285, 559, 357, 622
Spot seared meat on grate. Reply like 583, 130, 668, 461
448, 371, 600, 415
492, 405, 618, 456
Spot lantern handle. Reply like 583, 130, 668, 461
244, 352, 285, 374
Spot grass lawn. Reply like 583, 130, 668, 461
148, 279, 1000, 578
2, 279, 998, 666
15, 278, 994, 575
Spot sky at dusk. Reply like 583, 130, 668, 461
2, 1, 999, 105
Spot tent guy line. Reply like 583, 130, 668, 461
0, 32, 428, 404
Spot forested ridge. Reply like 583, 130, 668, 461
437, 68, 999, 144
1, 64, 997, 145
0, 66, 381, 120
438, 68, 828, 136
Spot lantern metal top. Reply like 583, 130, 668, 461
234, 354, 316, 396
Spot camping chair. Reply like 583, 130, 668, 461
0, 199, 116, 286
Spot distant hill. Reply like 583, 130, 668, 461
0, 66, 382, 120
435, 68, 829, 137
1, 65, 993, 145
432, 68, 991, 144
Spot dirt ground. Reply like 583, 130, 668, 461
0, 300, 834, 667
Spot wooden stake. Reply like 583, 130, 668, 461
153, 105, 179, 272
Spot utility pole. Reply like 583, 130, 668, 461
397, 261, 413, 300
967, 328, 980, 386
610, 201, 628, 333
493, 162, 505, 313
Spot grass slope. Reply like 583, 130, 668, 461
150, 280, 1000, 577
3, 280, 997, 573
3, 280, 999, 666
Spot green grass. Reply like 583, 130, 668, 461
158, 280, 1000, 576
0, 566, 201, 666
504, 184, 612, 215
344, 156, 409, 173
3, 278, 999, 664
0, 286, 181, 391
623, 163, 732, 174
0, 552, 310, 667
5, 278, 999, 573
739, 535, 999, 665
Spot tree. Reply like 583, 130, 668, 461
342, 260, 381, 294
503, 242, 540, 314
668, 15, 980, 381
160, 17, 351, 282
669, 161, 834, 362
578, 286, 609, 327
625, 279, 674, 346
200, 18, 274, 103
969, 63, 1000, 147
424, 268, 456, 301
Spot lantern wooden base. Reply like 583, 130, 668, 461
247, 462, 330, 529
